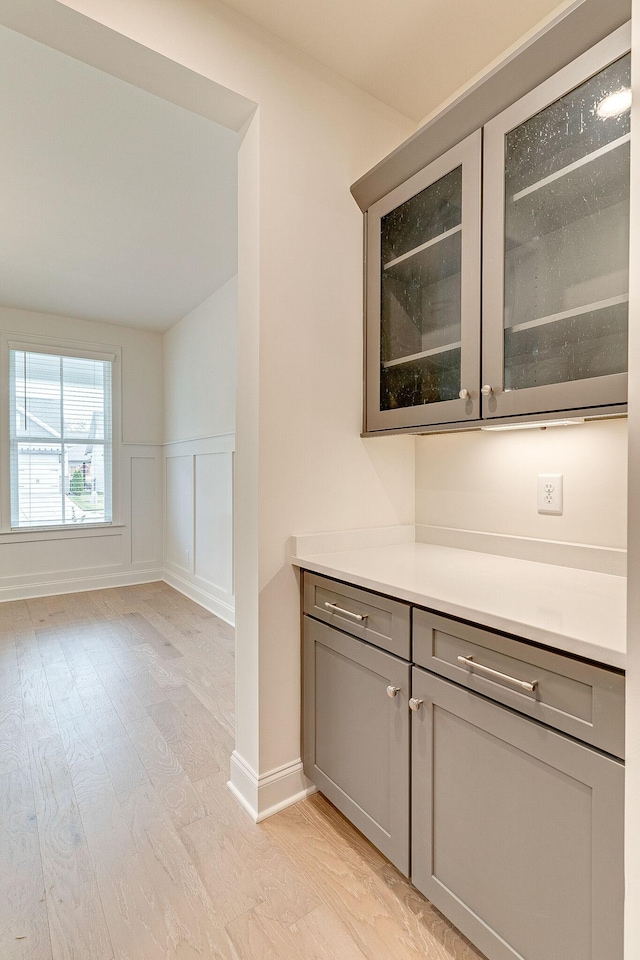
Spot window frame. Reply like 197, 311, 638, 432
0, 332, 121, 534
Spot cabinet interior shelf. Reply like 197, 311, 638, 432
383, 224, 461, 271
383, 341, 461, 369
511, 132, 630, 203
506, 132, 630, 251
508, 293, 628, 334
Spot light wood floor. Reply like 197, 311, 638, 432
0, 582, 485, 960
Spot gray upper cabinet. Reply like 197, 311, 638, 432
482, 24, 631, 419
365, 131, 482, 431
362, 20, 631, 434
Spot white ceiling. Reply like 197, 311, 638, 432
0, 25, 239, 332
215, 0, 569, 122
0, 1, 569, 333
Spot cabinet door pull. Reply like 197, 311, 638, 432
457, 655, 538, 692
387, 685, 401, 698
409, 698, 423, 711
323, 601, 367, 622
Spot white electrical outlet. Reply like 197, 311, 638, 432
537, 474, 563, 515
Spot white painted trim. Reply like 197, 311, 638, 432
0, 567, 163, 603
228, 750, 316, 822
0, 524, 125, 544
164, 431, 235, 448
289, 524, 415, 558
163, 568, 235, 626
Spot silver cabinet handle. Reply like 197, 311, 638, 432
323, 601, 367, 622
387, 685, 401, 698
409, 698, 423, 711
480, 384, 493, 396
457, 655, 538, 693
458, 388, 470, 400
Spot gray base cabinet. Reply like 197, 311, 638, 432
411, 667, 624, 960
303, 615, 411, 874
301, 571, 625, 960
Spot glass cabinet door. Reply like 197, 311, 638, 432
483, 25, 630, 418
365, 131, 481, 431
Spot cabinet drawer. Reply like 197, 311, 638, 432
413, 608, 624, 758
303, 572, 410, 659
303, 616, 410, 874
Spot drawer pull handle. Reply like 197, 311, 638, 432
387, 685, 401, 698
323, 601, 367, 622
457, 655, 538, 693
409, 698, 423, 711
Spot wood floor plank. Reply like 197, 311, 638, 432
126, 714, 207, 827
70, 755, 177, 960
30, 736, 113, 960
225, 911, 305, 960
48, 678, 87, 725
0, 768, 53, 960
287, 904, 370, 960
180, 814, 265, 925
147, 698, 221, 782
0, 582, 480, 960
21, 669, 58, 743
98, 665, 148, 725
0, 681, 29, 775
120, 782, 236, 960
125, 671, 168, 707
74, 676, 127, 742
264, 797, 484, 960
122, 613, 183, 661
58, 715, 102, 767
190, 775, 319, 926
100, 735, 150, 800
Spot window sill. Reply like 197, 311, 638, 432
0, 524, 126, 544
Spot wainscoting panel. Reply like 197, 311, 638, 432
130, 455, 161, 565
163, 434, 235, 624
0, 443, 164, 602
194, 451, 233, 595
165, 454, 193, 573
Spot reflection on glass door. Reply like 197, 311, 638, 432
379, 167, 462, 411
503, 53, 630, 393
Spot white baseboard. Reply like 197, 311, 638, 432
228, 750, 316, 822
0, 567, 164, 604
162, 569, 235, 626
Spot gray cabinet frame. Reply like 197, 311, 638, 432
365, 130, 482, 431
411, 667, 624, 960
482, 23, 631, 419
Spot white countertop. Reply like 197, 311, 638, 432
291, 541, 626, 669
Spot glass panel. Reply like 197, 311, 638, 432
11, 351, 62, 439
380, 167, 462, 411
503, 53, 630, 392
10, 349, 112, 527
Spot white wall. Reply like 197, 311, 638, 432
0, 305, 164, 599
163, 276, 238, 623
47, 0, 416, 815
415, 419, 628, 549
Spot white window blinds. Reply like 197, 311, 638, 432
9, 348, 113, 528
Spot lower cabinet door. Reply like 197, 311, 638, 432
411, 667, 624, 960
303, 615, 411, 874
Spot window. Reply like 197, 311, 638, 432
9, 345, 114, 528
